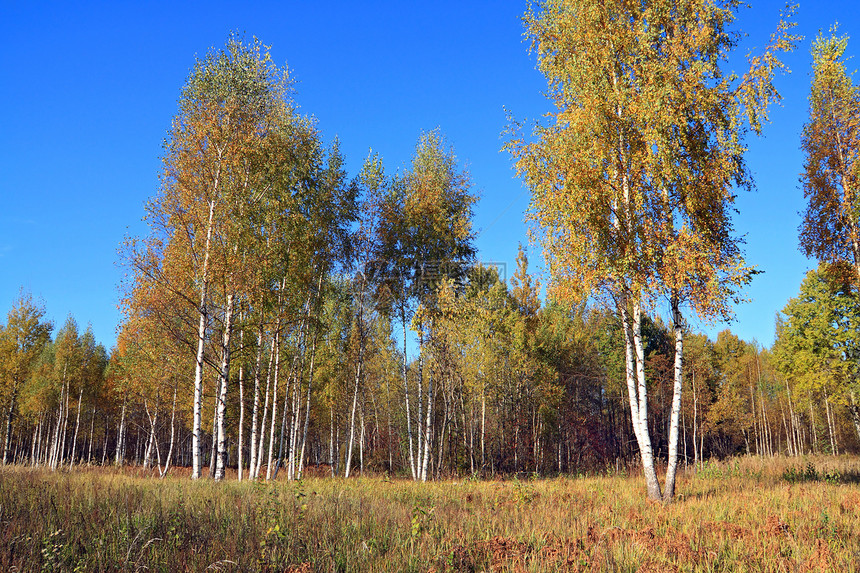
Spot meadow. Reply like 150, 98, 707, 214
1, 456, 859, 572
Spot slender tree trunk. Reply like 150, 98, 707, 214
786, 386, 801, 454
214, 293, 235, 481
329, 404, 335, 477
265, 322, 282, 480
781, 401, 793, 456
143, 399, 157, 469
86, 407, 95, 464
192, 199, 216, 480
2, 392, 17, 465
848, 391, 860, 443
161, 386, 177, 477
359, 407, 365, 475
249, 323, 269, 479
401, 298, 417, 480
31, 414, 41, 467
273, 356, 295, 480
115, 396, 127, 466
692, 367, 699, 468
254, 335, 275, 479
481, 388, 486, 471
808, 393, 818, 454
298, 320, 319, 480
345, 346, 363, 478
416, 332, 424, 480
663, 295, 684, 502
59, 379, 71, 466
50, 373, 67, 470
69, 387, 84, 469
420, 369, 434, 482
237, 328, 245, 481
824, 389, 838, 455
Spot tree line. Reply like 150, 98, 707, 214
1, 2, 859, 503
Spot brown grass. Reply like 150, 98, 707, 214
1, 456, 859, 572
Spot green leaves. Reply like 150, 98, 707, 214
773, 265, 860, 399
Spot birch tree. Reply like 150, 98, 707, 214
799, 30, 860, 286
509, 0, 795, 501
773, 266, 860, 445
126, 35, 294, 479
0, 293, 52, 465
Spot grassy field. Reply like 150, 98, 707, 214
1, 456, 859, 572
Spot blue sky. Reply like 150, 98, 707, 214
1, 1, 857, 349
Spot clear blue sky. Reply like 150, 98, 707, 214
1, 1, 857, 349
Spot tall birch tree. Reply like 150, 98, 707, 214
509, 0, 795, 501
799, 30, 860, 286
0, 293, 52, 465
126, 36, 293, 479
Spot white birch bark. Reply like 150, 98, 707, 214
249, 324, 269, 479
344, 353, 362, 479
621, 298, 662, 500
161, 385, 177, 477
192, 199, 216, 480
421, 373, 434, 481
86, 407, 95, 464
143, 398, 158, 470
237, 338, 245, 482
297, 325, 318, 480
214, 293, 235, 481
402, 311, 416, 479
265, 323, 281, 480
69, 387, 84, 469
115, 396, 127, 466
663, 295, 684, 502
849, 391, 860, 443
253, 336, 275, 479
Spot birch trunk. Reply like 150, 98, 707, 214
2, 392, 16, 465
87, 407, 95, 464
297, 324, 318, 480
265, 323, 282, 480
344, 351, 362, 478
59, 379, 71, 466
297, 273, 323, 480
808, 394, 818, 454
253, 336, 275, 479
191, 199, 216, 480
161, 386, 177, 477
824, 390, 838, 455
143, 399, 158, 470
115, 396, 127, 466
214, 293, 235, 481
31, 414, 41, 466
50, 374, 66, 470
420, 369, 434, 482
402, 310, 416, 479
663, 294, 683, 502
237, 338, 245, 481
249, 324, 269, 479
623, 299, 662, 501
69, 387, 84, 469
692, 368, 699, 468
849, 392, 860, 443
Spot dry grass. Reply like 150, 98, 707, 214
1, 456, 859, 572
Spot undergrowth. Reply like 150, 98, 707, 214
1, 456, 859, 572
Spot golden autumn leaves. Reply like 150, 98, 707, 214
507, 0, 798, 501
